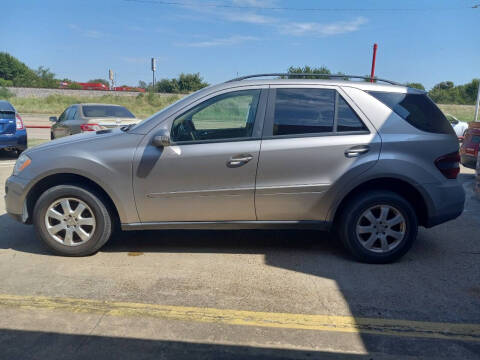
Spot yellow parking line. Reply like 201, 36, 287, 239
0, 294, 479, 342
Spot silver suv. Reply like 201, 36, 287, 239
5, 74, 465, 263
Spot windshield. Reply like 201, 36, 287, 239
82, 105, 135, 118
127, 92, 199, 131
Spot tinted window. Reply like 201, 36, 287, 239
368, 92, 454, 135
273, 88, 335, 136
0, 111, 15, 120
82, 105, 135, 118
68, 106, 77, 120
58, 109, 67, 122
337, 95, 367, 132
171, 89, 260, 142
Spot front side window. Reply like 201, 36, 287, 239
273, 88, 335, 136
171, 89, 261, 142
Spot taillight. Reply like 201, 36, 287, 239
435, 151, 460, 179
15, 114, 24, 130
80, 123, 103, 132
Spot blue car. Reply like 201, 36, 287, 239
0, 100, 27, 156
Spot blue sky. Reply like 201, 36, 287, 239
1, 0, 478, 89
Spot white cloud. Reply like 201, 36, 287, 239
178, 35, 259, 48
224, 12, 276, 24
281, 17, 368, 37
68, 24, 106, 39
232, 0, 278, 7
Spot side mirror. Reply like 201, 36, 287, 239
152, 131, 171, 147
49, 116, 58, 122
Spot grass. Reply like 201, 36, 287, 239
8, 93, 183, 119
438, 104, 477, 122
2, 93, 477, 123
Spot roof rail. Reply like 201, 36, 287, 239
226, 73, 401, 86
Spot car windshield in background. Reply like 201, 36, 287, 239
368, 91, 454, 135
82, 105, 135, 118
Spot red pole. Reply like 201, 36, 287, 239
370, 43, 378, 83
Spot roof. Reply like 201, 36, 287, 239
0, 100, 16, 112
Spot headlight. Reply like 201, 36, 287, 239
13, 154, 31, 176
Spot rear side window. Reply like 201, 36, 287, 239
368, 91, 454, 135
273, 88, 335, 135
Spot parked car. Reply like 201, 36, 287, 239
0, 100, 27, 156
460, 122, 480, 169
5, 74, 464, 263
446, 114, 468, 138
49, 104, 140, 139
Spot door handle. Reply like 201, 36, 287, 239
227, 154, 254, 168
345, 145, 370, 158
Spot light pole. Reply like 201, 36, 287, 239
151, 58, 156, 91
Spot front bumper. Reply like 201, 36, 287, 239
423, 179, 465, 228
4, 175, 30, 223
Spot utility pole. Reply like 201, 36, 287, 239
108, 69, 114, 90
474, 79, 480, 122
151, 58, 156, 90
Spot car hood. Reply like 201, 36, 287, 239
25, 128, 121, 155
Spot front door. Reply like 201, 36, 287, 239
133, 88, 267, 222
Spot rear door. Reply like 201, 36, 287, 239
255, 86, 381, 221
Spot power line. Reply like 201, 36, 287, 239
123, 0, 480, 12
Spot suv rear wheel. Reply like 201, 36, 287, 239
337, 190, 418, 263
33, 185, 113, 256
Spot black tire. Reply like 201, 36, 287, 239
33, 184, 113, 256
336, 190, 418, 264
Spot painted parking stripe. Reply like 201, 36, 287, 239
0, 294, 479, 342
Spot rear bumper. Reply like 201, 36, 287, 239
461, 154, 477, 169
423, 180, 465, 228
0, 130, 27, 150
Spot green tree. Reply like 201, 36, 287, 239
286, 65, 331, 79
88, 78, 110, 87
35, 66, 58, 88
406, 82, 425, 90
155, 73, 208, 93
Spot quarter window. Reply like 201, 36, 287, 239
336, 95, 368, 132
171, 90, 261, 142
273, 88, 335, 136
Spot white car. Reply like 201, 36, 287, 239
447, 114, 468, 138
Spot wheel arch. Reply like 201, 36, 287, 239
25, 173, 120, 226
330, 177, 430, 227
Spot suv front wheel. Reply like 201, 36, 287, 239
33, 184, 113, 256
337, 190, 418, 263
